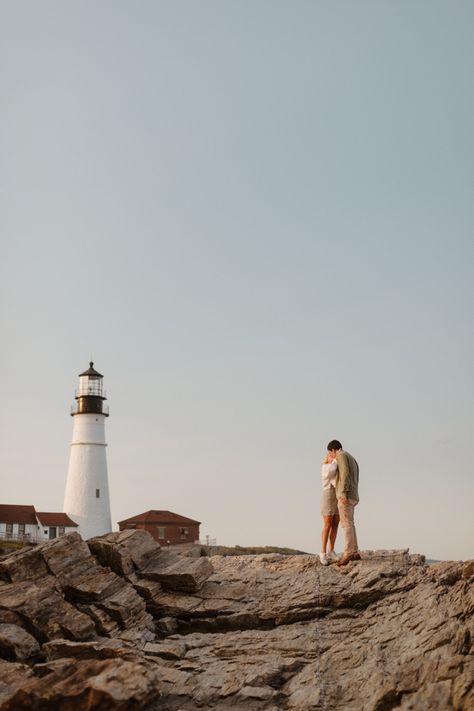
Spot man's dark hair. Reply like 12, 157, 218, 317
327, 439, 343, 451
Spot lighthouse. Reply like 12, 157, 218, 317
63, 362, 112, 540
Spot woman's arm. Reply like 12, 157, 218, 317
327, 459, 337, 480
321, 460, 338, 485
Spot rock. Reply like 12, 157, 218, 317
156, 616, 179, 635
0, 534, 472, 710
452, 669, 474, 709
38, 532, 92, 580
138, 552, 213, 593
0, 533, 153, 643
0, 579, 95, 642
0, 660, 34, 707
129, 577, 163, 601
136, 554, 474, 709
143, 640, 187, 660
120, 630, 157, 649
0, 657, 160, 710
63, 565, 153, 637
0, 547, 50, 583
88, 529, 160, 577
142, 553, 426, 633
240, 685, 276, 700
43, 637, 137, 661
462, 560, 474, 580
360, 547, 410, 559
0, 625, 40, 661
396, 680, 453, 710
1, 532, 107, 586
431, 561, 465, 586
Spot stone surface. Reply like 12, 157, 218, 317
0, 531, 153, 643
138, 551, 426, 634
0, 660, 34, 707
144, 556, 473, 710
88, 529, 160, 577
0, 624, 40, 661
0, 657, 160, 710
0, 546, 50, 583
138, 550, 214, 593
43, 637, 137, 661
0, 533, 472, 710
0, 579, 95, 642
143, 640, 188, 660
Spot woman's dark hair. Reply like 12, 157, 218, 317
327, 440, 342, 451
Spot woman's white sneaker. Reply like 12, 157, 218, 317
327, 551, 339, 562
319, 552, 329, 565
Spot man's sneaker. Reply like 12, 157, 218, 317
319, 552, 329, 566
327, 550, 339, 562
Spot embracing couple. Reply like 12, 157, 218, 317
319, 439, 360, 567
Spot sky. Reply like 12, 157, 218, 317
1, 1, 473, 561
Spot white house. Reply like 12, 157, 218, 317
35, 511, 79, 541
0, 505, 78, 543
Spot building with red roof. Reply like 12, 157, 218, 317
118, 510, 201, 545
0, 505, 37, 526
0, 504, 78, 543
36, 512, 78, 528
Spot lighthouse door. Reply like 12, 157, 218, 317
49, 527, 57, 540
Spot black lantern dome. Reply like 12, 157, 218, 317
71, 362, 109, 416
79, 362, 103, 378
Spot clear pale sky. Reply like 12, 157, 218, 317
2, 1, 473, 561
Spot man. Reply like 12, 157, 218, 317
327, 440, 361, 566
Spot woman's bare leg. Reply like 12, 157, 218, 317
321, 515, 333, 553
329, 514, 340, 551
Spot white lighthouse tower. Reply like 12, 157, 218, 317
63, 362, 112, 540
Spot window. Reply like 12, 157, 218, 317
96, 489, 100, 498
58, 526, 65, 536
6, 523, 13, 536
18, 523, 25, 538
180, 528, 189, 539
157, 526, 165, 539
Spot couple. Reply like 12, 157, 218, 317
319, 439, 360, 567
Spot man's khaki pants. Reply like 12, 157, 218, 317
338, 498, 359, 556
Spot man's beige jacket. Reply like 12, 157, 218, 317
335, 450, 359, 502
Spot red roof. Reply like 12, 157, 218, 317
118, 510, 201, 526
36, 512, 78, 527
0, 505, 37, 525
0, 505, 78, 528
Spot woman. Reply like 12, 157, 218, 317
319, 451, 340, 565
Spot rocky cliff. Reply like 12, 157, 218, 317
0, 531, 472, 710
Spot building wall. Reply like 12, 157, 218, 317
36, 525, 77, 541
0, 521, 77, 541
120, 522, 200, 545
0, 522, 38, 540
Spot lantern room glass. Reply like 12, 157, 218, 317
78, 374, 103, 398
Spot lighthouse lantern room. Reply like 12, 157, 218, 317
73, 362, 109, 415
63, 362, 112, 540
